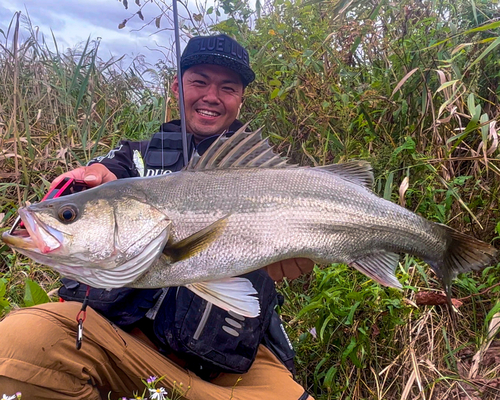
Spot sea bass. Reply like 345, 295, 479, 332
2, 126, 498, 317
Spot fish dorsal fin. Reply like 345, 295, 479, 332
315, 161, 374, 189
187, 123, 291, 170
349, 251, 402, 289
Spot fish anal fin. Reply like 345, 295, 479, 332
186, 278, 260, 318
316, 161, 374, 189
349, 251, 402, 289
163, 215, 229, 262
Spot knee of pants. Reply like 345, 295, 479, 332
0, 304, 76, 362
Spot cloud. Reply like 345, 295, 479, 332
0, 0, 177, 66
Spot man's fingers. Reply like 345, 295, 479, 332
83, 164, 117, 187
263, 258, 315, 281
264, 261, 284, 281
282, 259, 302, 280
295, 258, 315, 274
48, 170, 84, 191
49, 164, 117, 192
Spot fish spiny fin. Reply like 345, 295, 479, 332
163, 216, 229, 262
187, 123, 291, 170
246, 145, 277, 167
219, 128, 265, 168
315, 161, 374, 189
260, 155, 289, 168
205, 124, 255, 169
187, 122, 251, 170
186, 278, 260, 318
428, 224, 498, 305
349, 251, 402, 288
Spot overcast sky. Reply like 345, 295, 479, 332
0, 0, 182, 68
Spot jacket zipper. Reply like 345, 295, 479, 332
193, 302, 212, 340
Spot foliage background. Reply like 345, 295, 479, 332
1, 0, 500, 398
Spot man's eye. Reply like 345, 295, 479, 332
193, 80, 206, 85
223, 86, 236, 92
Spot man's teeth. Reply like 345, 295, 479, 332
197, 110, 219, 117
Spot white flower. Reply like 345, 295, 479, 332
2, 395, 16, 400
148, 387, 167, 400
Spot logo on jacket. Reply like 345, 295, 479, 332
145, 169, 173, 177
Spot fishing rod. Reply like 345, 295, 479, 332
172, 0, 189, 166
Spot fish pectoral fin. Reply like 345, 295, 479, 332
349, 251, 402, 289
315, 161, 374, 189
163, 216, 229, 263
186, 278, 260, 318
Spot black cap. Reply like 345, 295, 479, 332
180, 34, 255, 87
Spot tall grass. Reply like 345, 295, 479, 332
0, 13, 167, 211
1, 2, 500, 399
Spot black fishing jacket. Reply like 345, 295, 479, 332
58, 119, 296, 379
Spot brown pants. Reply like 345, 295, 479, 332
0, 302, 312, 400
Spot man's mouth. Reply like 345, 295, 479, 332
196, 109, 220, 118
1, 209, 62, 254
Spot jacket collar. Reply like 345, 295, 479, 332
159, 119, 246, 156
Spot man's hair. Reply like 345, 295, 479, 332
180, 34, 255, 87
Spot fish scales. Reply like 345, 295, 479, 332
126, 167, 447, 287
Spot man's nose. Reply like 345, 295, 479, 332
202, 84, 221, 103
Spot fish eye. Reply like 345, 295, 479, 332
57, 204, 78, 223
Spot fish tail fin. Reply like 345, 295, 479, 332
430, 224, 498, 306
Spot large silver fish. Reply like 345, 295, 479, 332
2, 126, 498, 317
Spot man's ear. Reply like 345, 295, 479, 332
236, 101, 243, 119
172, 75, 180, 100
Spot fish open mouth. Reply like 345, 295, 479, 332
2, 209, 62, 254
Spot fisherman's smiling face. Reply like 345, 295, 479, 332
172, 64, 244, 143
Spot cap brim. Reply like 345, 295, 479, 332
181, 53, 255, 86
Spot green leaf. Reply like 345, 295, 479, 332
465, 36, 500, 74
297, 301, 324, 318
323, 366, 337, 389
270, 87, 280, 100
350, 36, 361, 54
436, 79, 459, 93
480, 113, 490, 153
0, 279, 9, 312
0, 278, 6, 298
207, 6, 214, 14
24, 279, 50, 307
464, 20, 500, 34
485, 302, 500, 328
342, 337, 357, 361
319, 313, 334, 342
470, 0, 478, 25
383, 171, 394, 201
467, 93, 475, 116
345, 301, 360, 325
473, 104, 481, 122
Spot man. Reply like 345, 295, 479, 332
0, 34, 314, 400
